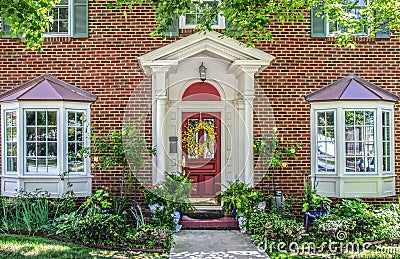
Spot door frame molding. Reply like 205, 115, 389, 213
178, 104, 227, 195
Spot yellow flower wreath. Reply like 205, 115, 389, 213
182, 121, 217, 157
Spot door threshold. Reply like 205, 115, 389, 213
194, 205, 222, 211
189, 198, 221, 210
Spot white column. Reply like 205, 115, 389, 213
241, 66, 259, 186
237, 99, 245, 182
151, 66, 170, 184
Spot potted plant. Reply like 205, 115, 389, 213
220, 181, 265, 214
303, 177, 331, 230
144, 172, 195, 233
80, 188, 113, 214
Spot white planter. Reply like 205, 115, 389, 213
148, 203, 165, 214
238, 216, 247, 234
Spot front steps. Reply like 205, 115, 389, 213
180, 210, 239, 230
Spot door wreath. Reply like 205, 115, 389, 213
182, 120, 217, 157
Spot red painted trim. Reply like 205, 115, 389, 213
182, 82, 221, 101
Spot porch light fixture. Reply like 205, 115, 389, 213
199, 62, 207, 82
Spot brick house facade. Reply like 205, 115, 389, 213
1, 1, 399, 209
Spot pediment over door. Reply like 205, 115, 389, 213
138, 31, 275, 75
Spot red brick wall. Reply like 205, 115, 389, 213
0, 2, 400, 210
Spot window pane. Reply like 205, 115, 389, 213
186, 14, 197, 25
48, 127, 57, 141
27, 127, 36, 141
48, 2, 69, 34
316, 111, 335, 173
48, 112, 57, 125
37, 112, 46, 125
345, 110, 376, 174
326, 112, 334, 126
67, 111, 87, 173
26, 111, 36, 125
25, 110, 58, 174
38, 127, 46, 141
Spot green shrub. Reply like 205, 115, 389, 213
247, 211, 303, 245
128, 224, 172, 250
75, 213, 125, 246
312, 214, 356, 242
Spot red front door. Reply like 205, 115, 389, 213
182, 112, 221, 198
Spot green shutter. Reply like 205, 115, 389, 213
225, 19, 242, 37
72, 0, 88, 38
311, 6, 326, 38
164, 14, 179, 37
1, 17, 15, 38
376, 19, 390, 39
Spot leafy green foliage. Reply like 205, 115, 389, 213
75, 213, 125, 246
302, 177, 331, 212
144, 172, 195, 213
108, 0, 400, 48
92, 123, 146, 171
255, 128, 301, 169
0, 190, 52, 233
220, 181, 265, 216
126, 224, 173, 250
0, 0, 59, 52
247, 211, 303, 245
2, 0, 400, 51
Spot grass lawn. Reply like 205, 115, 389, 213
0, 234, 168, 258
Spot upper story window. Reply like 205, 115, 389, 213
1, 0, 88, 39
327, 0, 367, 36
46, 0, 70, 35
310, 1, 390, 39
180, 0, 225, 29
306, 75, 399, 198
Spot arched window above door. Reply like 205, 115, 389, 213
182, 82, 221, 101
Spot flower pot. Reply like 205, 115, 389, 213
256, 201, 267, 212
238, 216, 247, 233
232, 209, 237, 219
304, 210, 328, 231
148, 203, 165, 214
172, 211, 182, 233
100, 208, 112, 214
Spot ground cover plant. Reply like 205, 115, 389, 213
244, 194, 400, 258
0, 187, 174, 254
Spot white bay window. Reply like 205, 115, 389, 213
306, 75, 398, 198
0, 75, 96, 197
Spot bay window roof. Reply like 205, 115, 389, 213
0, 74, 97, 103
305, 74, 399, 102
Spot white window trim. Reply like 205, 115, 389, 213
310, 101, 396, 198
179, 0, 225, 29
180, 15, 225, 29
43, 0, 71, 37
314, 109, 337, 175
342, 108, 377, 176
326, 0, 369, 37
23, 109, 60, 176
66, 109, 89, 176
3, 109, 18, 175
382, 109, 394, 175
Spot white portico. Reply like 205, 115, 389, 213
138, 32, 274, 195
